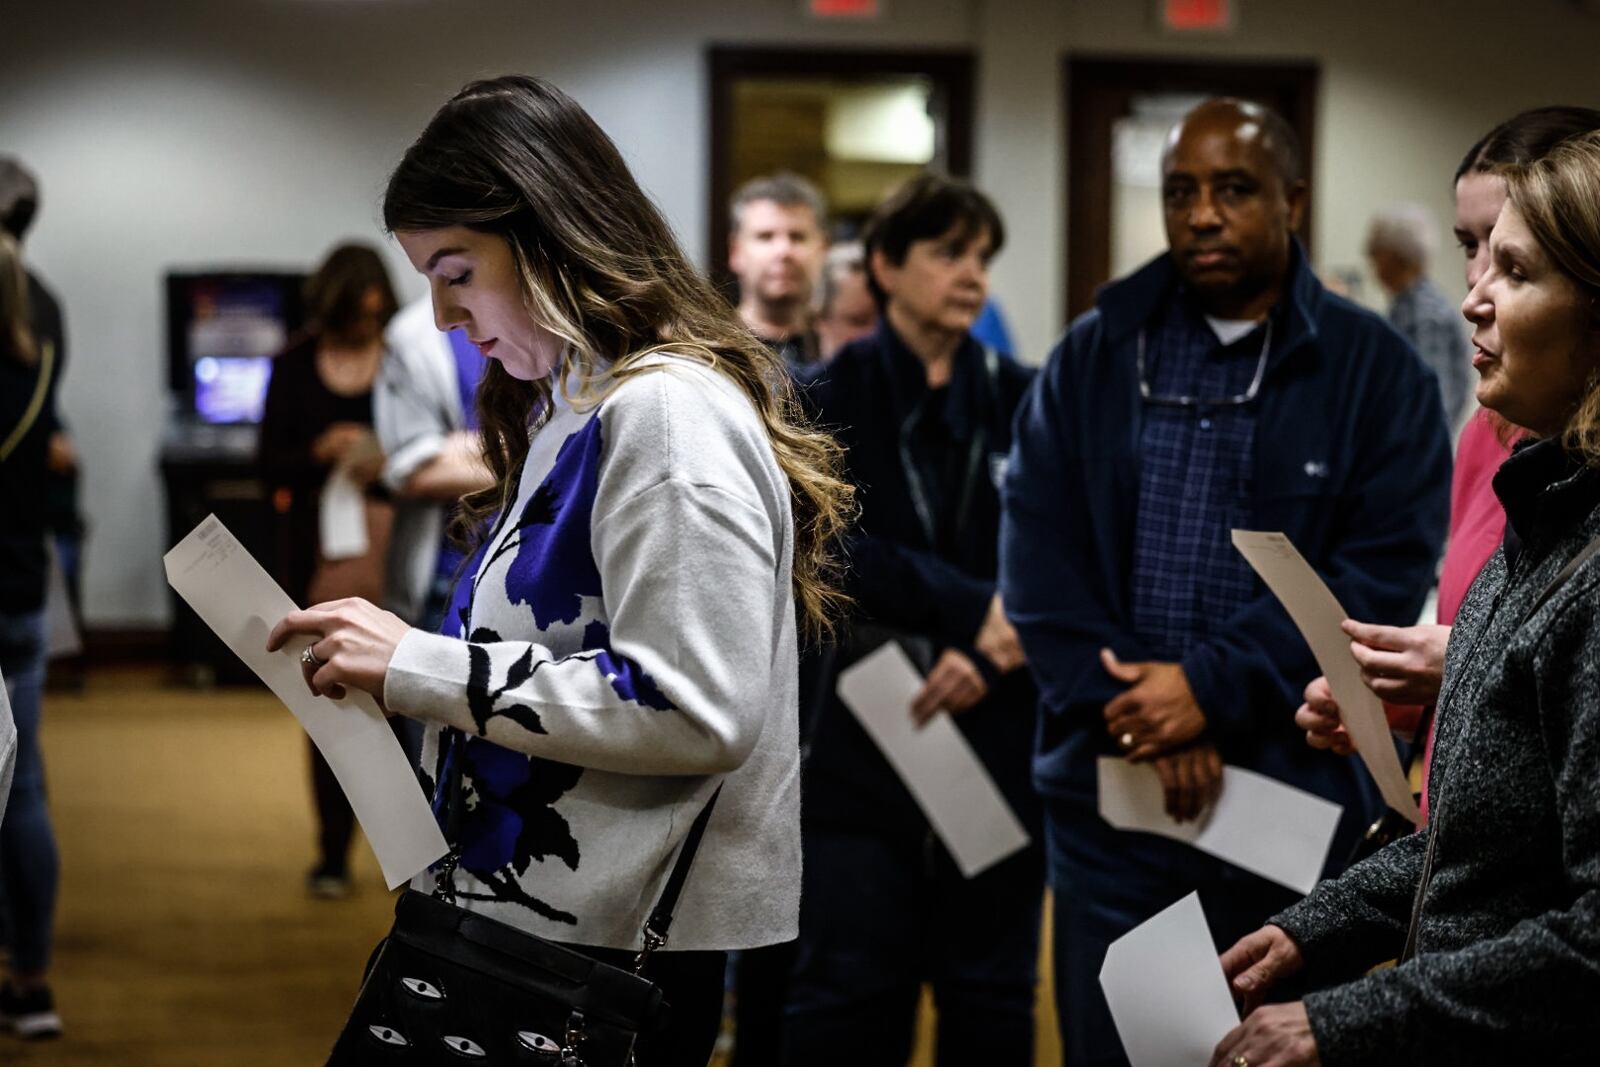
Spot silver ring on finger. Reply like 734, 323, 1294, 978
301, 645, 325, 669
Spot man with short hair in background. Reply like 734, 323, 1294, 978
1000, 99, 1451, 1065
728, 172, 828, 372
722, 179, 832, 1067
1367, 203, 1472, 428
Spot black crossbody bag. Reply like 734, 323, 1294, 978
326, 728, 721, 1065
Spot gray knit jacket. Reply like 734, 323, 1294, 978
1271, 438, 1600, 1066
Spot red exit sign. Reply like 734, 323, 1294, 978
810, 0, 882, 17
1163, 0, 1233, 31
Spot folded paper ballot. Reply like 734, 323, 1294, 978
164, 515, 446, 888
0, 669, 15, 825
836, 641, 1031, 878
1100, 892, 1239, 1067
1232, 530, 1422, 823
1098, 756, 1342, 895
319, 463, 370, 561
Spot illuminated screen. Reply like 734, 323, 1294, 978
194, 355, 273, 424
180, 277, 290, 423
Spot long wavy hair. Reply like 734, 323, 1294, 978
383, 75, 854, 636
0, 232, 35, 366
1504, 131, 1600, 466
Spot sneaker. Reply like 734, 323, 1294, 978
307, 864, 352, 900
0, 981, 62, 1040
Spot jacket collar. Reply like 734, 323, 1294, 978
1494, 435, 1600, 553
874, 318, 988, 439
1094, 238, 1323, 376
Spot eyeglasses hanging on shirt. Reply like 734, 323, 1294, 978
1136, 321, 1272, 409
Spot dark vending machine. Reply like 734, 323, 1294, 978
160, 270, 304, 684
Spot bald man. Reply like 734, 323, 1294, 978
999, 99, 1451, 1064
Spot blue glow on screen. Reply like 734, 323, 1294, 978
194, 356, 272, 423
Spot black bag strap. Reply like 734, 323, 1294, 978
635, 783, 722, 971
433, 728, 721, 974
1522, 531, 1600, 624
1400, 529, 1600, 962
0, 340, 55, 464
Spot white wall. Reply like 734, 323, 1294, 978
4, 0, 1598, 627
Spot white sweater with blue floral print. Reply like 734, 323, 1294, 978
383, 355, 800, 952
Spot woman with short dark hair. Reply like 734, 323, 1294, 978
783, 172, 1043, 1065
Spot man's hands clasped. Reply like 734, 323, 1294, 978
1100, 648, 1221, 822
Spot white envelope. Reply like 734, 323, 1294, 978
1232, 530, 1422, 823
1100, 892, 1239, 1067
43, 540, 81, 659
164, 515, 446, 888
1098, 756, 1342, 895
319, 464, 369, 561
836, 641, 1031, 878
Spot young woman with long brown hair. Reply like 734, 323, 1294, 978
257, 240, 399, 898
267, 75, 853, 1064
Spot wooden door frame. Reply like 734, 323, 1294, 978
707, 45, 976, 292
1063, 55, 1320, 320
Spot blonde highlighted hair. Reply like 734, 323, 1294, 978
0, 231, 35, 366
384, 75, 855, 637
1504, 130, 1600, 465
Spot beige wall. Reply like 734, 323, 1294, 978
4, 0, 1598, 625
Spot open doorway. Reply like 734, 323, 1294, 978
707, 46, 975, 294
1064, 57, 1319, 319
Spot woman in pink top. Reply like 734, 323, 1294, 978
1298, 107, 1599, 818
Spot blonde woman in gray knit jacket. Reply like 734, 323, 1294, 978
1209, 131, 1600, 1067
267, 75, 853, 1066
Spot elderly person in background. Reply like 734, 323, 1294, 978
1367, 203, 1473, 428
813, 241, 877, 363
1215, 129, 1600, 1067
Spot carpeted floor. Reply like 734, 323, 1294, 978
8, 666, 1059, 1065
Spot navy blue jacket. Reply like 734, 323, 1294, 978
1000, 246, 1451, 863
802, 321, 1040, 835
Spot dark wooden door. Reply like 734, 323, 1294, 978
707, 46, 975, 294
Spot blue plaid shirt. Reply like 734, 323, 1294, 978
1129, 298, 1265, 660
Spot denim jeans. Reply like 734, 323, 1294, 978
1045, 799, 1300, 1066
782, 823, 1044, 1066
0, 609, 57, 975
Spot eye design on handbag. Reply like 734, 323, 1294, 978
401, 976, 445, 1000
517, 1030, 563, 1057
443, 1035, 489, 1058
367, 1025, 410, 1047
